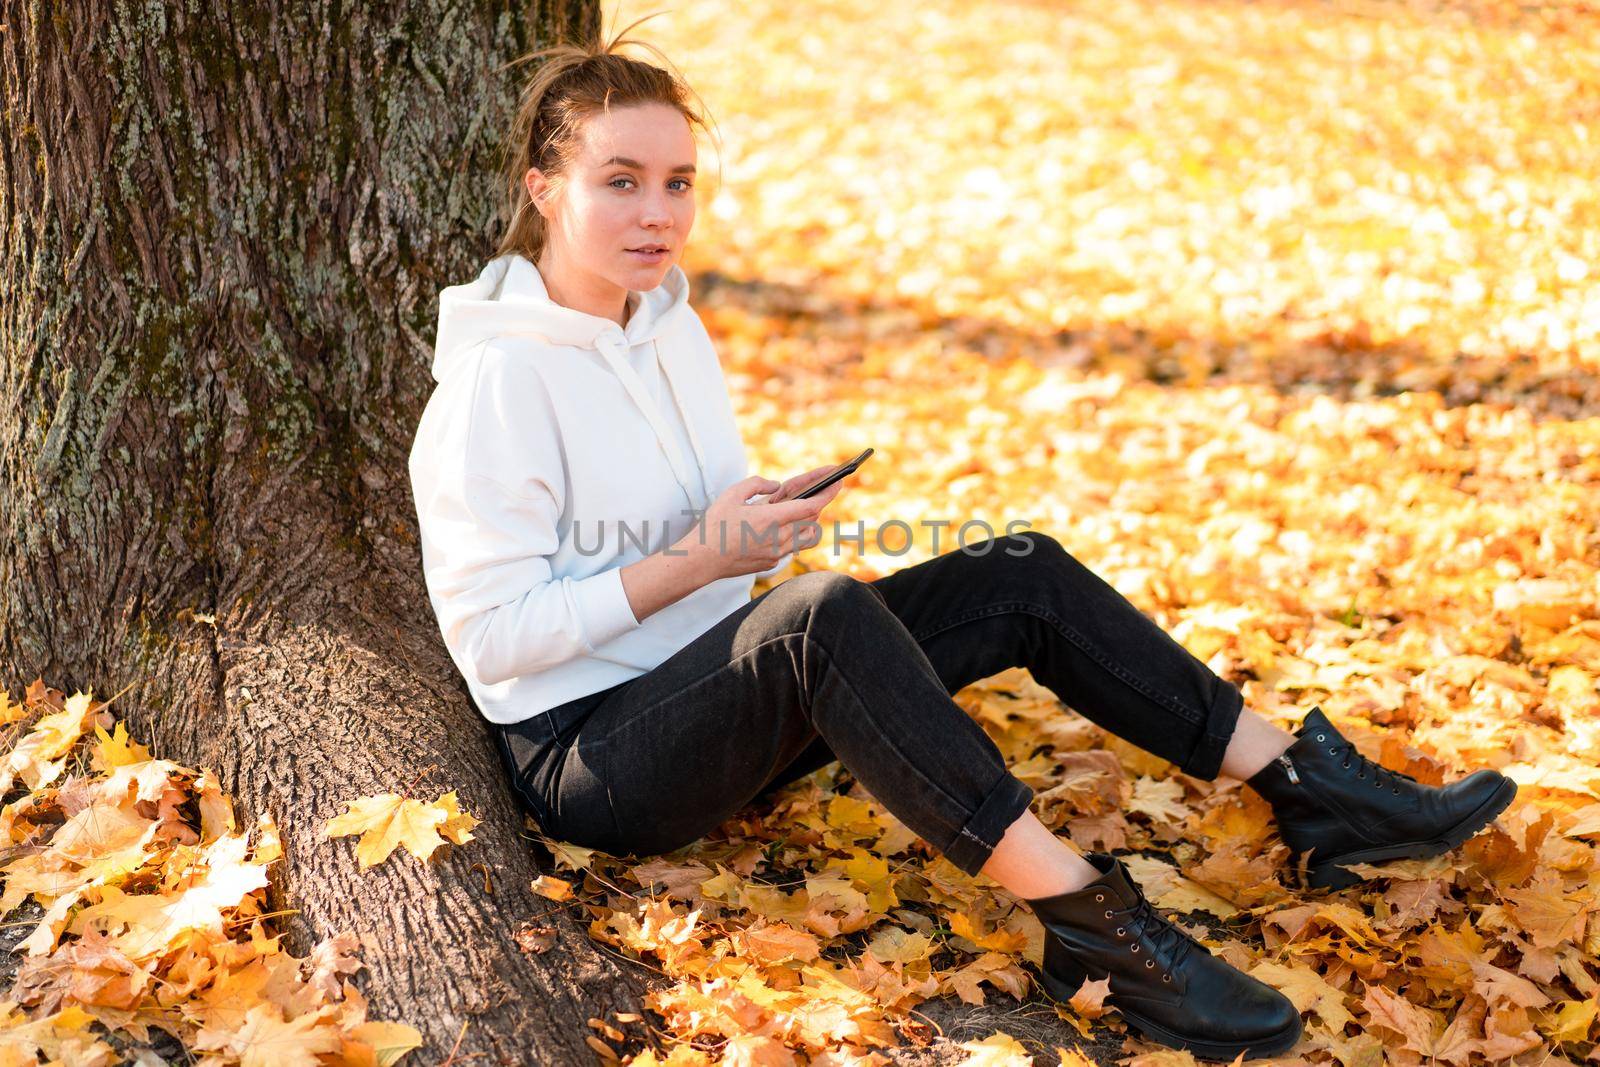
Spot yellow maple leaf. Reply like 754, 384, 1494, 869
825, 795, 881, 838
865, 926, 932, 965
344, 1019, 427, 1067
942, 951, 1030, 1006
698, 868, 744, 903
627, 1045, 716, 1066
91, 720, 154, 770
433, 790, 480, 845
1533, 997, 1599, 1044
0, 689, 27, 726
1247, 959, 1354, 1032
830, 848, 899, 914
49, 795, 156, 864
955, 1032, 1033, 1066
322, 792, 476, 868
533, 875, 574, 901
1120, 854, 1239, 920
80, 837, 272, 959
1125, 775, 1192, 829
202, 1001, 343, 1067
1361, 983, 1440, 1057
720, 1033, 798, 1066
740, 920, 822, 964
1504, 869, 1588, 949
948, 911, 1029, 955
542, 834, 598, 872
1, 691, 99, 794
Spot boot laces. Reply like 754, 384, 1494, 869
1124, 894, 1202, 973
1327, 737, 1420, 791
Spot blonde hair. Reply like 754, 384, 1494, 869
494, 13, 721, 264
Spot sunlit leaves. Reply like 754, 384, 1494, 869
0, 682, 424, 1063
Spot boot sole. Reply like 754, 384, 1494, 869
1038, 966, 1302, 1060
1305, 775, 1519, 891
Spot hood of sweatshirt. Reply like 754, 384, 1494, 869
431, 252, 691, 379
430, 252, 711, 513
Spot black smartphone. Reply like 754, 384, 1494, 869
796, 448, 874, 500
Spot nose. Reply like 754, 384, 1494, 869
640, 187, 675, 227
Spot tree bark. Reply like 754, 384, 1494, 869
0, 2, 651, 1061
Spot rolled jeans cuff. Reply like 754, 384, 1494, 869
1179, 677, 1245, 781
940, 772, 1036, 877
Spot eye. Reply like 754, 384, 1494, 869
608, 176, 693, 191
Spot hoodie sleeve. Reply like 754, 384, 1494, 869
412, 346, 642, 687
423, 472, 641, 687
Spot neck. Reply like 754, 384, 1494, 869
535, 249, 631, 328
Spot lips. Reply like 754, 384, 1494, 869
626, 245, 669, 264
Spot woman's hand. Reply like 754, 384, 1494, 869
756, 463, 841, 504
680, 474, 846, 581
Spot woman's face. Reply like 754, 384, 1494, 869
529, 102, 697, 311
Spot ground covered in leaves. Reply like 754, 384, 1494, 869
3, 0, 1598, 1063
578, 0, 1600, 1062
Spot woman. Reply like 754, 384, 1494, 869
408, 22, 1517, 1060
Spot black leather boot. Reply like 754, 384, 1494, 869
1245, 706, 1518, 891
1028, 851, 1302, 1060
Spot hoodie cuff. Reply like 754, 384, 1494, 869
572, 567, 641, 649
754, 551, 795, 581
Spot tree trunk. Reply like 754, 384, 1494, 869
0, 2, 651, 1061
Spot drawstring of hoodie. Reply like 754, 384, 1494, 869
657, 339, 711, 504
592, 333, 711, 520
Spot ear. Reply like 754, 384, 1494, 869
524, 166, 554, 219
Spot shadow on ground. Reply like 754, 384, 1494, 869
695, 269, 1599, 423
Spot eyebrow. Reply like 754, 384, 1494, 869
601, 156, 696, 175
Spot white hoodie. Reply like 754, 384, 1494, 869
408, 252, 791, 726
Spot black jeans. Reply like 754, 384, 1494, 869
489, 531, 1244, 876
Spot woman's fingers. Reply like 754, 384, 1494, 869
720, 475, 845, 564
791, 463, 838, 492
780, 515, 829, 554
739, 474, 783, 505
767, 465, 831, 503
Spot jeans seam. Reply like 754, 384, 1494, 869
598, 732, 627, 850
492, 728, 554, 828
1179, 683, 1238, 780
952, 775, 1033, 858
910, 601, 1207, 728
